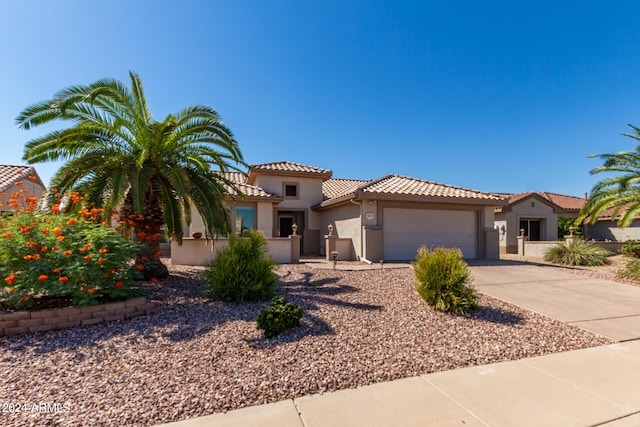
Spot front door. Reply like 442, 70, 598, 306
279, 217, 294, 237
519, 219, 541, 241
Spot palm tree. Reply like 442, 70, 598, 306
579, 124, 640, 228
16, 71, 245, 278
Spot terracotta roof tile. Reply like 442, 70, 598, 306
0, 165, 45, 193
360, 174, 504, 200
322, 178, 371, 200
248, 161, 332, 183
319, 174, 504, 207
539, 192, 586, 211
502, 191, 586, 212
220, 172, 281, 199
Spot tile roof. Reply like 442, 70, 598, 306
539, 192, 586, 211
220, 172, 282, 200
597, 204, 639, 220
501, 191, 586, 212
0, 165, 45, 192
247, 161, 332, 183
322, 178, 371, 200
318, 174, 504, 208
361, 174, 505, 200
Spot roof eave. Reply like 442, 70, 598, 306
247, 168, 332, 185
225, 194, 284, 203
361, 192, 506, 206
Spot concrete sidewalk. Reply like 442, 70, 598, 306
159, 340, 640, 427
158, 261, 640, 427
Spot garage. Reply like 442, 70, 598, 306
383, 208, 477, 260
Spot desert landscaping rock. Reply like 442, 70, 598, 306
0, 262, 611, 426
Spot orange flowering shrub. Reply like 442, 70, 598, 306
0, 185, 148, 308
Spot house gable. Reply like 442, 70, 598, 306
0, 165, 46, 212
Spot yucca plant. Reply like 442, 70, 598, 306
543, 238, 611, 266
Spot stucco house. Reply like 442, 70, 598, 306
181, 161, 506, 263
0, 165, 46, 213
583, 206, 640, 242
494, 191, 585, 254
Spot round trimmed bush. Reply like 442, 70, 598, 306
202, 230, 276, 303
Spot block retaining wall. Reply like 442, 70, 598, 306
0, 297, 158, 336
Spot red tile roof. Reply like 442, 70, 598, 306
319, 174, 505, 208
501, 191, 586, 212
221, 172, 282, 200
247, 161, 332, 184
322, 178, 371, 200
361, 174, 503, 200
0, 165, 45, 192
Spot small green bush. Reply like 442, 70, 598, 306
543, 238, 611, 266
256, 295, 303, 338
557, 217, 582, 240
619, 240, 640, 258
413, 246, 478, 314
202, 230, 276, 303
617, 258, 640, 281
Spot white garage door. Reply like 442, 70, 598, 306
383, 208, 477, 260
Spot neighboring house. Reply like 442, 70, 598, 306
494, 191, 586, 254
0, 165, 46, 213
583, 206, 640, 242
186, 161, 506, 261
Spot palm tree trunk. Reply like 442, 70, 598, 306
122, 190, 169, 279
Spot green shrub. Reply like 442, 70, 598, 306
413, 246, 478, 314
617, 258, 640, 281
256, 295, 303, 338
202, 230, 276, 303
619, 240, 640, 258
557, 217, 582, 240
0, 188, 146, 309
543, 238, 611, 266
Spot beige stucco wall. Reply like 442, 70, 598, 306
585, 220, 640, 242
187, 204, 206, 236
0, 179, 46, 212
320, 199, 498, 262
362, 226, 383, 262
256, 201, 273, 236
253, 175, 324, 230
495, 198, 558, 249
171, 237, 293, 265
320, 202, 361, 258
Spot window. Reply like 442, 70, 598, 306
519, 219, 541, 241
283, 182, 299, 199
235, 206, 255, 234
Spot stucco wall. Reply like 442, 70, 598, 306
253, 175, 324, 229
171, 237, 293, 265
256, 201, 274, 236
320, 202, 361, 258
496, 198, 558, 248
585, 220, 640, 242
0, 180, 45, 212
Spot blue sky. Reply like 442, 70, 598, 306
2, 1, 640, 197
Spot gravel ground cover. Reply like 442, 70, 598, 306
1, 261, 612, 426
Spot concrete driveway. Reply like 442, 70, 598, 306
469, 260, 640, 341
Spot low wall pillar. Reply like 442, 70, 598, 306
517, 229, 526, 256
325, 235, 337, 261
289, 234, 301, 263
